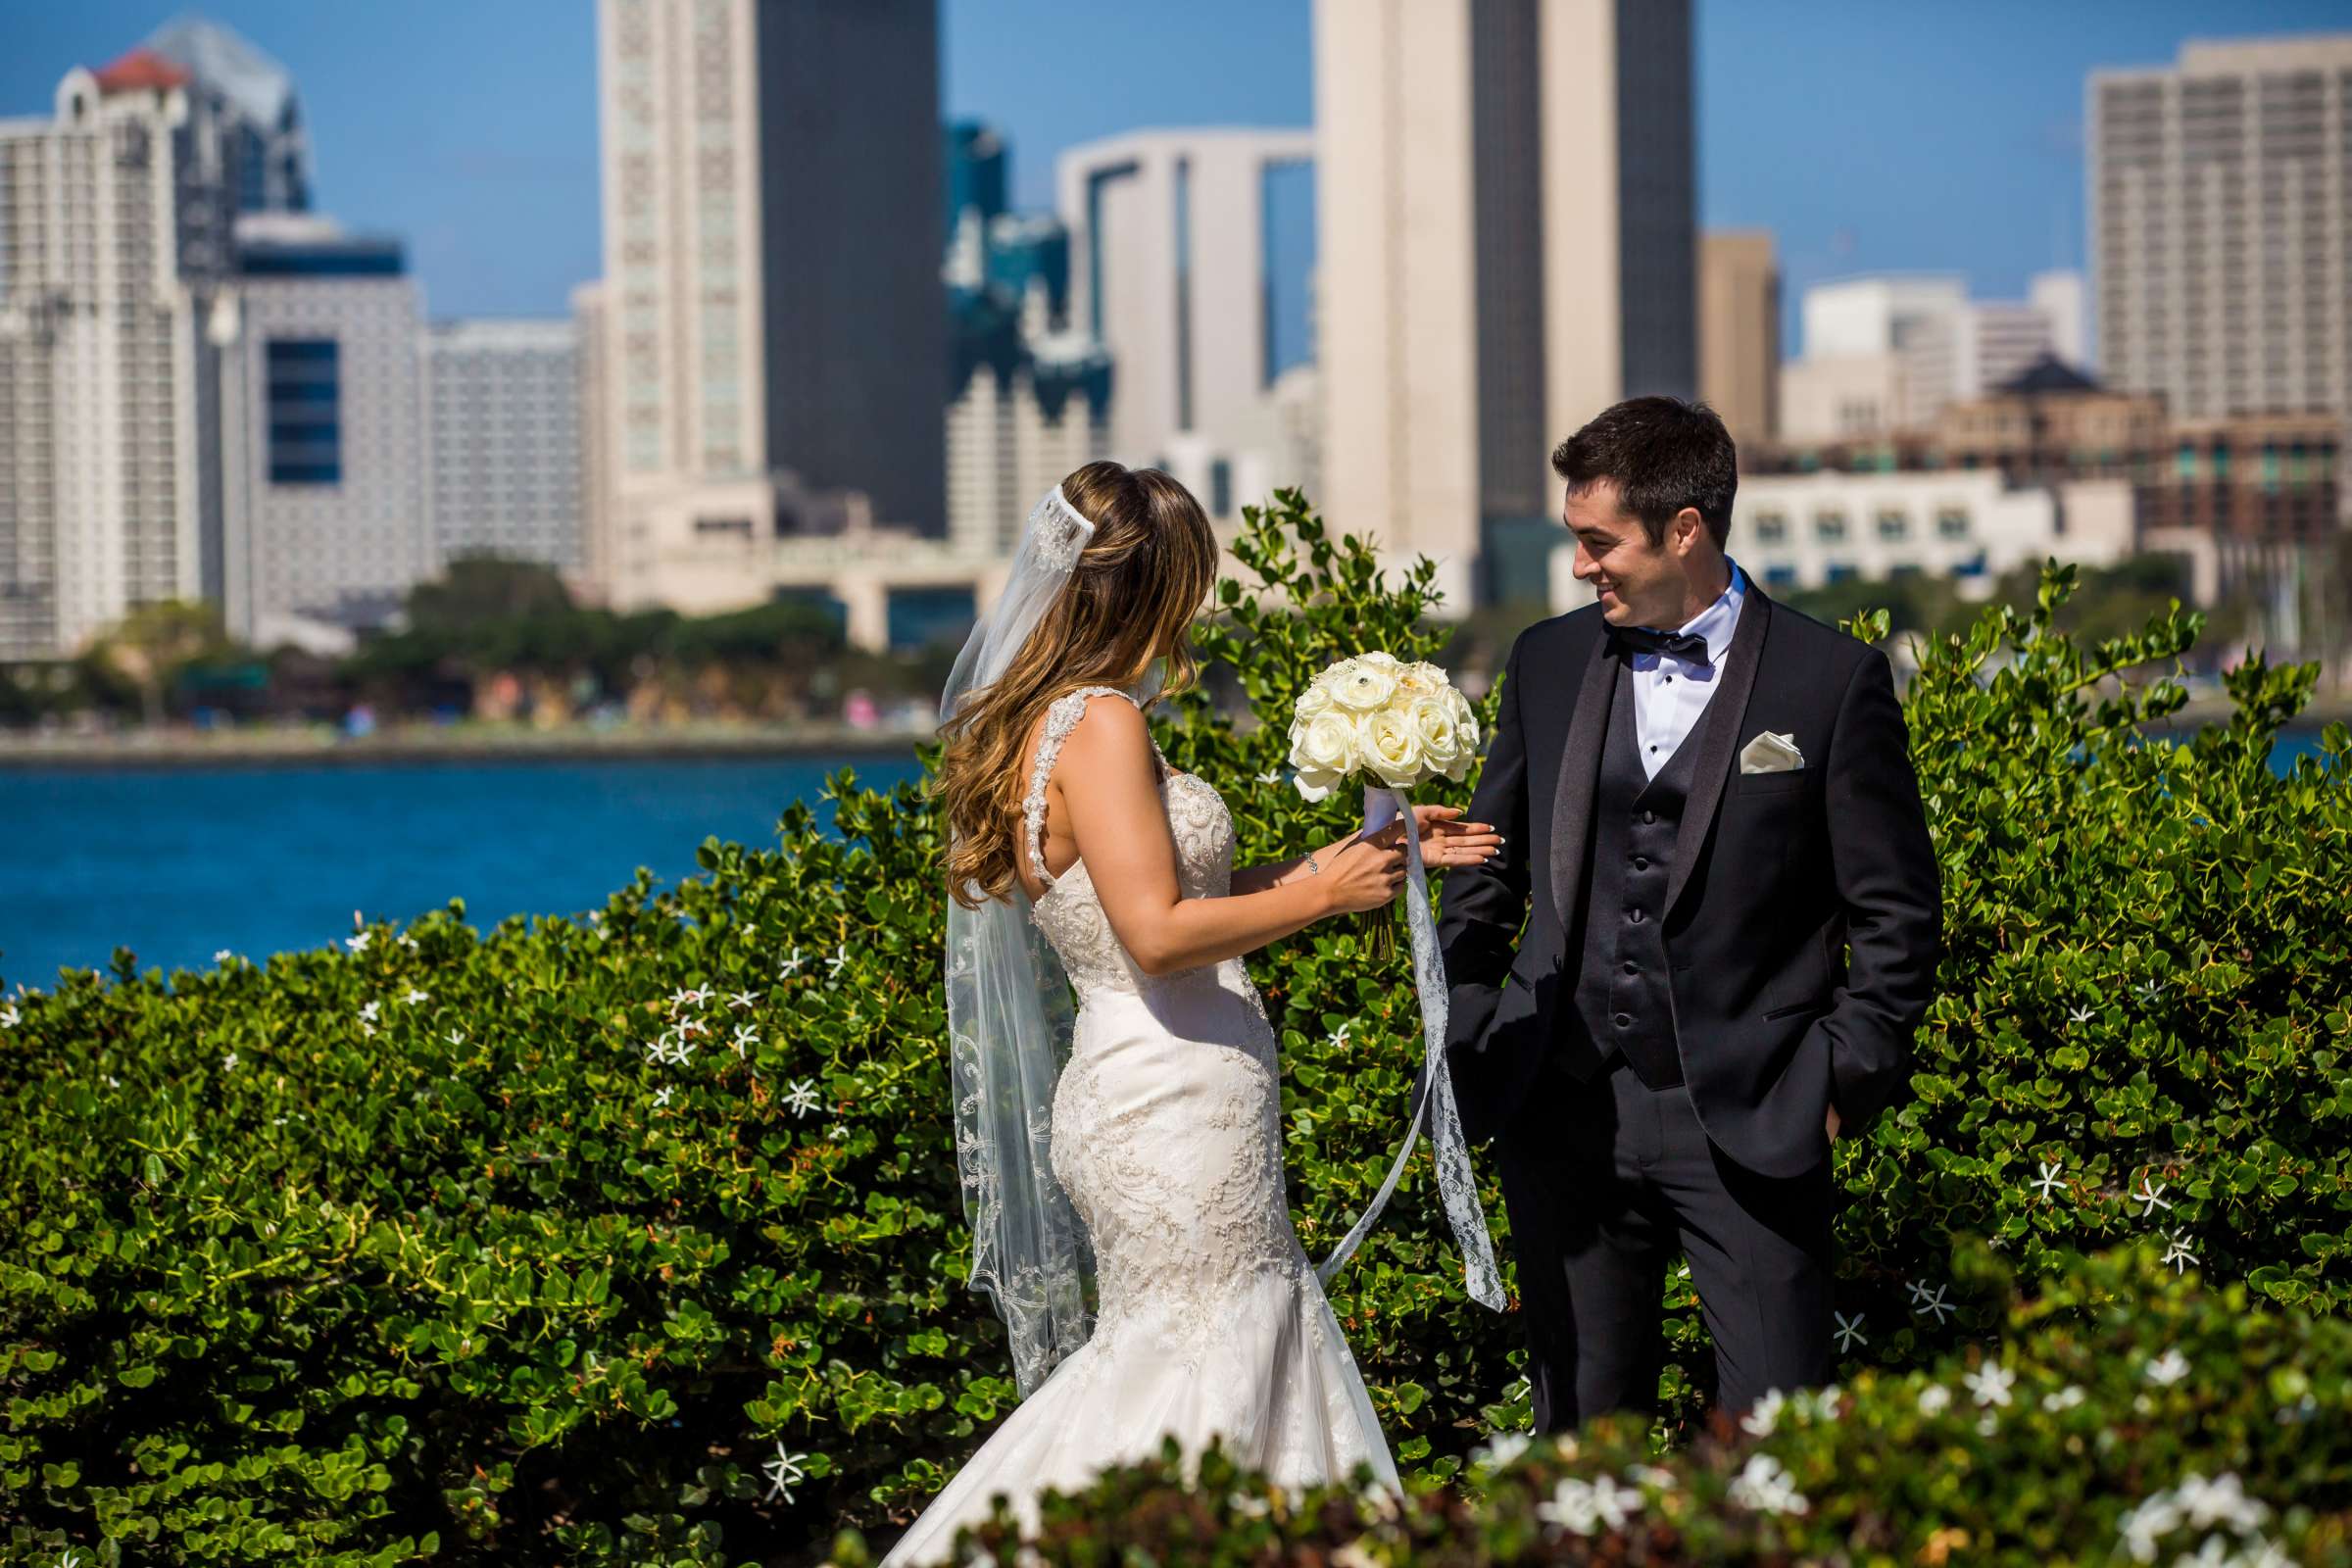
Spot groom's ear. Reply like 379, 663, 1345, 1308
1667, 506, 1709, 557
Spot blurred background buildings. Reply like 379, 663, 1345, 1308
0, 3, 2346, 692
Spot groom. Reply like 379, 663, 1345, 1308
1436, 396, 1939, 1432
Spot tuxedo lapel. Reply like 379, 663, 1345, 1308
1546, 625, 1619, 937
1662, 586, 1773, 918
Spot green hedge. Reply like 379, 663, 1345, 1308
3, 493, 2348, 1565
854, 1240, 2352, 1568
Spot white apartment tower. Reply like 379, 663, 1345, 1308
593, 0, 944, 610
2089, 35, 2352, 423
213, 215, 431, 649
1314, 0, 1696, 609
0, 49, 239, 661
1054, 128, 1314, 523
423, 318, 586, 571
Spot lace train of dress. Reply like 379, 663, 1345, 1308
881, 688, 1395, 1567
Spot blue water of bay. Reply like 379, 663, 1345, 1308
0, 729, 2333, 989
0, 753, 923, 989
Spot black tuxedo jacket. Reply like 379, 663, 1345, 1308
1435, 587, 1940, 1178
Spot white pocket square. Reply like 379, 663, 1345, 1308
1740, 730, 1804, 774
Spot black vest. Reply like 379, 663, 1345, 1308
1571, 658, 1699, 1089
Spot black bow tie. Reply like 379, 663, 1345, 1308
1610, 624, 1712, 665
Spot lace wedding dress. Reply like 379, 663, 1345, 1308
882, 686, 1396, 1566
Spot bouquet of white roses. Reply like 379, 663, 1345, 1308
1288, 652, 1481, 956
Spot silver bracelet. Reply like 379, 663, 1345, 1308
1301, 850, 1321, 876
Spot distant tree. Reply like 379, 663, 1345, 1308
91, 600, 231, 726
407, 556, 574, 633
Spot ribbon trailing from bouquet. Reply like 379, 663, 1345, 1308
1314, 782, 1507, 1312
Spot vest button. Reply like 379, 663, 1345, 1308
1613, 1012, 1632, 1028
1642, 809, 1656, 825
1633, 856, 1649, 871
1628, 907, 1645, 924
1622, 960, 1638, 975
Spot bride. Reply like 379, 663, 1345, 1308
886, 463, 1500, 1563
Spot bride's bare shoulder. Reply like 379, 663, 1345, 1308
1054, 689, 1152, 769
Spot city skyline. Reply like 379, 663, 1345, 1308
5, 1, 2346, 357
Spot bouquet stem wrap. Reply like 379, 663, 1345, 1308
1314, 781, 1507, 1312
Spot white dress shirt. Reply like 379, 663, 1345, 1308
1628, 561, 1747, 779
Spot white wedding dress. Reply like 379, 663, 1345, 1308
882, 686, 1396, 1566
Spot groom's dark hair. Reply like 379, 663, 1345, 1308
1551, 397, 1738, 547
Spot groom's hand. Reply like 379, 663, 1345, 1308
1826, 1102, 1842, 1143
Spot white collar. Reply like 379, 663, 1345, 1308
1660, 560, 1745, 666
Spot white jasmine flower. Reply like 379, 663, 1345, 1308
1537, 1475, 1640, 1536
2032, 1160, 2066, 1199
1625, 1463, 1678, 1491
1963, 1361, 2015, 1407
784, 1078, 822, 1118
345, 930, 371, 954
2176, 1472, 2267, 1533
0, 1004, 17, 1029
358, 999, 381, 1024
221, 1050, 240, 1071
654, 1086, 674, 1108
1326, 1020, 1352, 1048
2134, 979, 2165, 1005
445, 1029, 465, 1048
1254, 768, 1283, 786
397, 934, 418, 950
1740, 1386, 1787, 1437
732, 1023, 759, 1058
214, 950, 233, 963
1728, 1453, 1808, 1516
403, 988, 429, 1005
1917, 1383, 1953, 1415
2040, 1384, 2086, 1412
2068, 1004, 2096, 1026
2132, 1177, 2175, 1217
729, 990, 758, 1010
1911, 1282, 1955, 1323
1833, 1311, 1867, 1352
779, 947, 808, 977
2117, 1492, 2183, 1562
825, 945, 849, 977
1356, 1481, 1401, 1521
827, 1123, 848, 1141
761, 1439, 808, 1502
2144, 1348, 2191, 1387
2162, 1230, 2198, 1274
1476, 1432, 1532, 1468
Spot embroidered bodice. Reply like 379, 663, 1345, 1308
1021, 686, 1259, 1010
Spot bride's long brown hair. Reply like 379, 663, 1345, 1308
936, 461, 1219, 909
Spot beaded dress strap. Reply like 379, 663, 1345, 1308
1022, 686, 1160, 886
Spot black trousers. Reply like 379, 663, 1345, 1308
1497, 1053, 1837, 1432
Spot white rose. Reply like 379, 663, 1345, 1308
1331, 656, 1399, 712
1290, 708, 1360, 786
1295, 680, 1335, 721
1406, 695, 1461, 772
1360, 708, 1426, 788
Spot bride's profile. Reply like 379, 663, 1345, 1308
891, 462, 1497, 1563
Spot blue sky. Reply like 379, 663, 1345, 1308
3, 1, 2345, 354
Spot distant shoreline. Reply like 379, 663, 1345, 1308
0, 722, 932, 772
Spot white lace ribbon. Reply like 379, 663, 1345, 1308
1315, 783, 1507, 1311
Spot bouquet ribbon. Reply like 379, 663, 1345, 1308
1313, 782, 1507, 1312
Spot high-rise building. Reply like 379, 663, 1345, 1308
1055, 128, 1314, 524
214, 214, 430, 650
1314, 0, 1695, 609
944, 120, 1007, 236
593, 0, 945, 610
1699, 230, 1779, 448
423, 318, 584, 573
0, 49, 242, 661
143, 15, 312, 215
2089, 35, 2352, 424
571, 281, 613, 599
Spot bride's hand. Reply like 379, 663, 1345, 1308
1402, 804, 1501, 869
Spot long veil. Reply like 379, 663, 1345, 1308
939, 487, 1099, 1397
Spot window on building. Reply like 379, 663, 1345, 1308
1825, 562, 1857, 583
1936, 509, 1970, 539
1876, 510, 1908, 540
1814, 511, 1847, 541
2175, 442, 2199, 480
1210, 458, 1232, 517
1753, 511, 1788, 543
1764, 564, 1797, 589
266, 338, 340, 485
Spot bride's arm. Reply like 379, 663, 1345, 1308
1053, 697, 1401, 975
1229, 807, 1502, 896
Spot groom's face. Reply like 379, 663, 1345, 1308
1564, 479, 1680, 629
